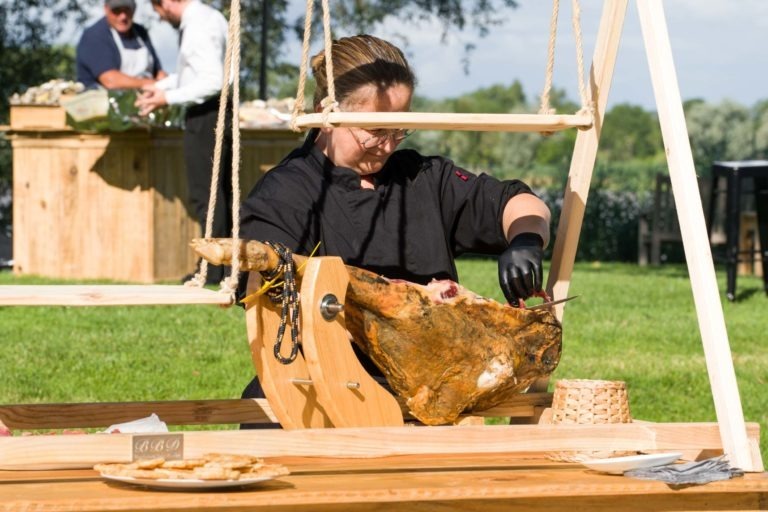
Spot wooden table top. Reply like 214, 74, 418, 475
2, 453, 767, 512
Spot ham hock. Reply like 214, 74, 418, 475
192, 238, 562, 425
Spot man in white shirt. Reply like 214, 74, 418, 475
136, 0, 231, 284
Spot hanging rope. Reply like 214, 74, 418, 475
185, 0, 243, 301
539, 0, 593, 121
290, 0, 338, 131
260, 241, 302, 364
539, 0, 560, 117
290, 0, 315, 131
570, 0, 592, 117
292, 0, 593, 134
319, 0, 338, 123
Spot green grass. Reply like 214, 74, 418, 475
0, 274, 251, 407
1, 262, 766, 461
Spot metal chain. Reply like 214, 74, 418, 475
260, 241, 301, 364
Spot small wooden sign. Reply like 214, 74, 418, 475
132, 434, 183, 461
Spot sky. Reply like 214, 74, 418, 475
88, 0, 768, 111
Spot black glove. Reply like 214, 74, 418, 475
498, 232, 544, 307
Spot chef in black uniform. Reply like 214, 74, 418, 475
238, 35, 551, 417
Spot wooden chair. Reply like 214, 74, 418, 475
638, 173, 682, 265
638, 173, 714, 265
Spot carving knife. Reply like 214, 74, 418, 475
526, 295, 579, 310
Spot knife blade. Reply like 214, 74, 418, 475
526, 295, 579, 310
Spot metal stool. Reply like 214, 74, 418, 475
708, 161, 768, 301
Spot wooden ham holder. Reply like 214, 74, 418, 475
245, 257, 403, 428
0, 0, 764, 476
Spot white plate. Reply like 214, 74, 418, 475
581, 452, 683, 475
101, 473, 275, 490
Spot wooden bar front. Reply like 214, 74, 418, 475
2, 453, 767, 512
9, 127, 299, 283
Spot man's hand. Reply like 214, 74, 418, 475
135, 85, 167, 116
498, 232, 544, 307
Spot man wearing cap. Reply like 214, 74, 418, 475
136, 0, 231, 284
76, 0, 166, 89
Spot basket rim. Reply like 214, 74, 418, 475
554, 379, 627, 390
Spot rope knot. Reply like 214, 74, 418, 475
320, 97, 339, 127
184, 273, 207, 288
577, 101, 595, 117
538, 106, 557, 116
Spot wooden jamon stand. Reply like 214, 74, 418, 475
0, 0, 766, 510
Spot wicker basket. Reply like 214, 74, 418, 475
545, 379, 635, 462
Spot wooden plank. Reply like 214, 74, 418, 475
636, 0, 760, 473
0, 394, 553, 430
474, 393, 552, 417
2, 453, 767, 512
9, 104, 69, 130
293, 112, 592, 133
0, 399, 278, 429
0, 422, 758, 470
0, 285, 233, 306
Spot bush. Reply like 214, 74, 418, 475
539, 187, 645, 262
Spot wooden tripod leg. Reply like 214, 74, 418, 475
244, 272, 333, 429
637, 0, 759, 472
300, 257, 404, 427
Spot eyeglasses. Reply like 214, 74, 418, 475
348, 127, 413, 149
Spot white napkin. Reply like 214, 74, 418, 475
102, 413, 169, 434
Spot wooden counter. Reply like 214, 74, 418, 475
9, 127, 300, 283
2, 452, 766, 511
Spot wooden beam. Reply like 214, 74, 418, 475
0, 422, 759, 470
636, 0, 758, 472
0, 399, 278, 429
293, 112, 592, 133
0, 394, 553, 430
0, 285, 233, 306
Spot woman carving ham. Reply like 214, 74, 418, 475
238, 35, 553, 424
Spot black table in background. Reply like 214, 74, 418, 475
708, 160, 768, 301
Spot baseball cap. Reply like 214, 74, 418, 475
105, 0, 136, 10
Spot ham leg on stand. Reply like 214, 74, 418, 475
192, 238, 562, 425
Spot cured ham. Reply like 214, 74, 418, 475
192, 238, 562, 425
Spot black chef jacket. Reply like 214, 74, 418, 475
241, 130, 534, 285
238, 131, 537, 409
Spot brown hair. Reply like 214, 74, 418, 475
311, 35, 416, 110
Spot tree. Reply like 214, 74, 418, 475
213, 0, 520, 100
0, 0, 97, 121
685, 100, 760, 175
751, 99, 768, 161
598, 103, 662, 163
407, 81, 537, 176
